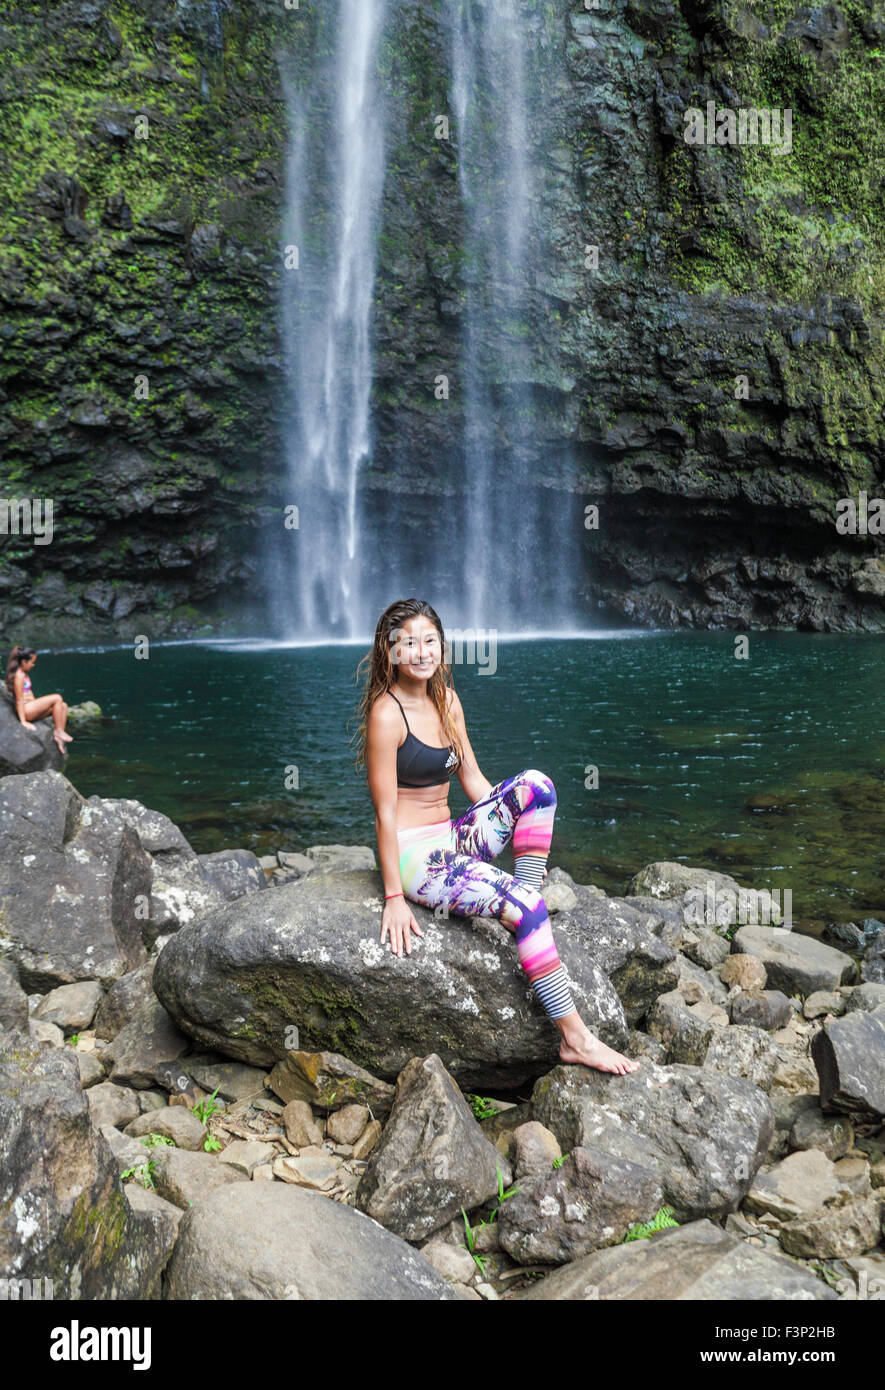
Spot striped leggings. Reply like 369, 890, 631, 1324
396, 769, 576, 1020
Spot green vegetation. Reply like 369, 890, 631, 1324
621, 1206, 680, 1242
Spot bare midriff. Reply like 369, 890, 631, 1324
395, 781, 451, 832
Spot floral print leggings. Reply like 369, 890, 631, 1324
396, 769, 576, 1019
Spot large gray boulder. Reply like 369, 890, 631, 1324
546, 886, 679, 1024
0, 772, 151, 989
811, 1004, 885, 1117
355, 1054, 510, 1241
153, 868, 632, 1090
512, 1218, 837, 1300
0, 685, 66, 776
498, 1144, 664, 1265
0, 958, 28, 1031
732, 925, 857, 997
531, 1061, 774, 1221
102, 996, 191, 1090
198, 849, 267, 902
0, 1029, 175, 1297
94, 797, 225, 944
164, 1181, 458, 1299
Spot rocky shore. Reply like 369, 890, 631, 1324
1, 746, 884, 1299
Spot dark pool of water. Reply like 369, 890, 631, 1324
31, 631, 885, 931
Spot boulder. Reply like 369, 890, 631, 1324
645, 990, 715, 1064
512, 1218, 837, 1300
497, 1144, 664, 1265
531, 1061, 774, 1220
94, 796, 225, 944
0, 1030, 174, 1297
730, 990, 792, 1031
197, 849, 267, 902
512, 1121, 562, 1178
282, 1099, 324, 1147
326, 1103, 369, 1145
99, 1123, 154, 1176
92, 961, 155, 1041
789, 1107, 854, 1160
65, 701, 102, 724
720, 954, 767, 991
101, 996, 190, 1089
0, 958, 28, 1031
0, 772, 151, 988
0, 686, 66, 776
811, 1004, 885, 1116
303, 844, 376, 873
164, 1181, 457, 1300
679, 924, 731, 970
33, 980, 103, 1034
125, 1106, 207, 1151
549, 888, 680, 1023
862, 933, 885, 984
732, 926, 857, 997
148, 1146, 249, 1210
356, 1054, 511, 1241
744, 1148, 860, 1220
779, 1192, 883, 1260
218, 1140, 277, 1176
87, 1081, 141, 1130
185, 1055, 268, 1102
629, 863, 783, 931
75, 1050, 105, 1088
268, 1050, 395, 1118
703, 1024, 779, 1092
29, 1017, 64, 1047
153, 869, 630, 1090
844, 982, 885, 1014
803, 990, 846, 1019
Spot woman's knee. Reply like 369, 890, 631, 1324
509, 882, 548, 928
517, 768, 556, 807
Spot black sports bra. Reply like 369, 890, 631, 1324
388, 690, 460, 789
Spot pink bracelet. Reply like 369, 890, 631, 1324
385, 892, 404, 900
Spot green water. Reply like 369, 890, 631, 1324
31, 632, 885, 931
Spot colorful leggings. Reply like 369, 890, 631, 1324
396, 769, 576, 1020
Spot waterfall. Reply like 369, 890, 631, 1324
277, 0, 387, 640
449, 0, 580, 632
273, 0, 580, 642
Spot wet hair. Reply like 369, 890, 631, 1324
5, 645, 36, 695
352, 598, 463, 774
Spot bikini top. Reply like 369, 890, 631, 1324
387, 690, 460, 789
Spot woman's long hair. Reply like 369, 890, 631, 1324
5, 645, 35, 695
352, 599, 463, 774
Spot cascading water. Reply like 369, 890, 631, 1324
449, 0, 581, 633
272, 0, 581, 641
276, 0, 387, 640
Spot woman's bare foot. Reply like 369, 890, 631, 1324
558, 1031, 640, 1076
53, 730, 71, 751
56, 729, 73, 743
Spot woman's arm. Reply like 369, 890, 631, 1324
448, 689, 493, 803
13, 669, 28, 725
365, 697, 424, 956
366, 698, 406, 898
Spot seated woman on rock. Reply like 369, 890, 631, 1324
354, 597, 639, 1076
6, 644, 73, 753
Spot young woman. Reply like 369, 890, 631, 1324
5, 645, 73, 753
354, 598, 640, 1075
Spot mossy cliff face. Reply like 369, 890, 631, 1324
0, 0, 289, 642
0, 0, 883, 641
